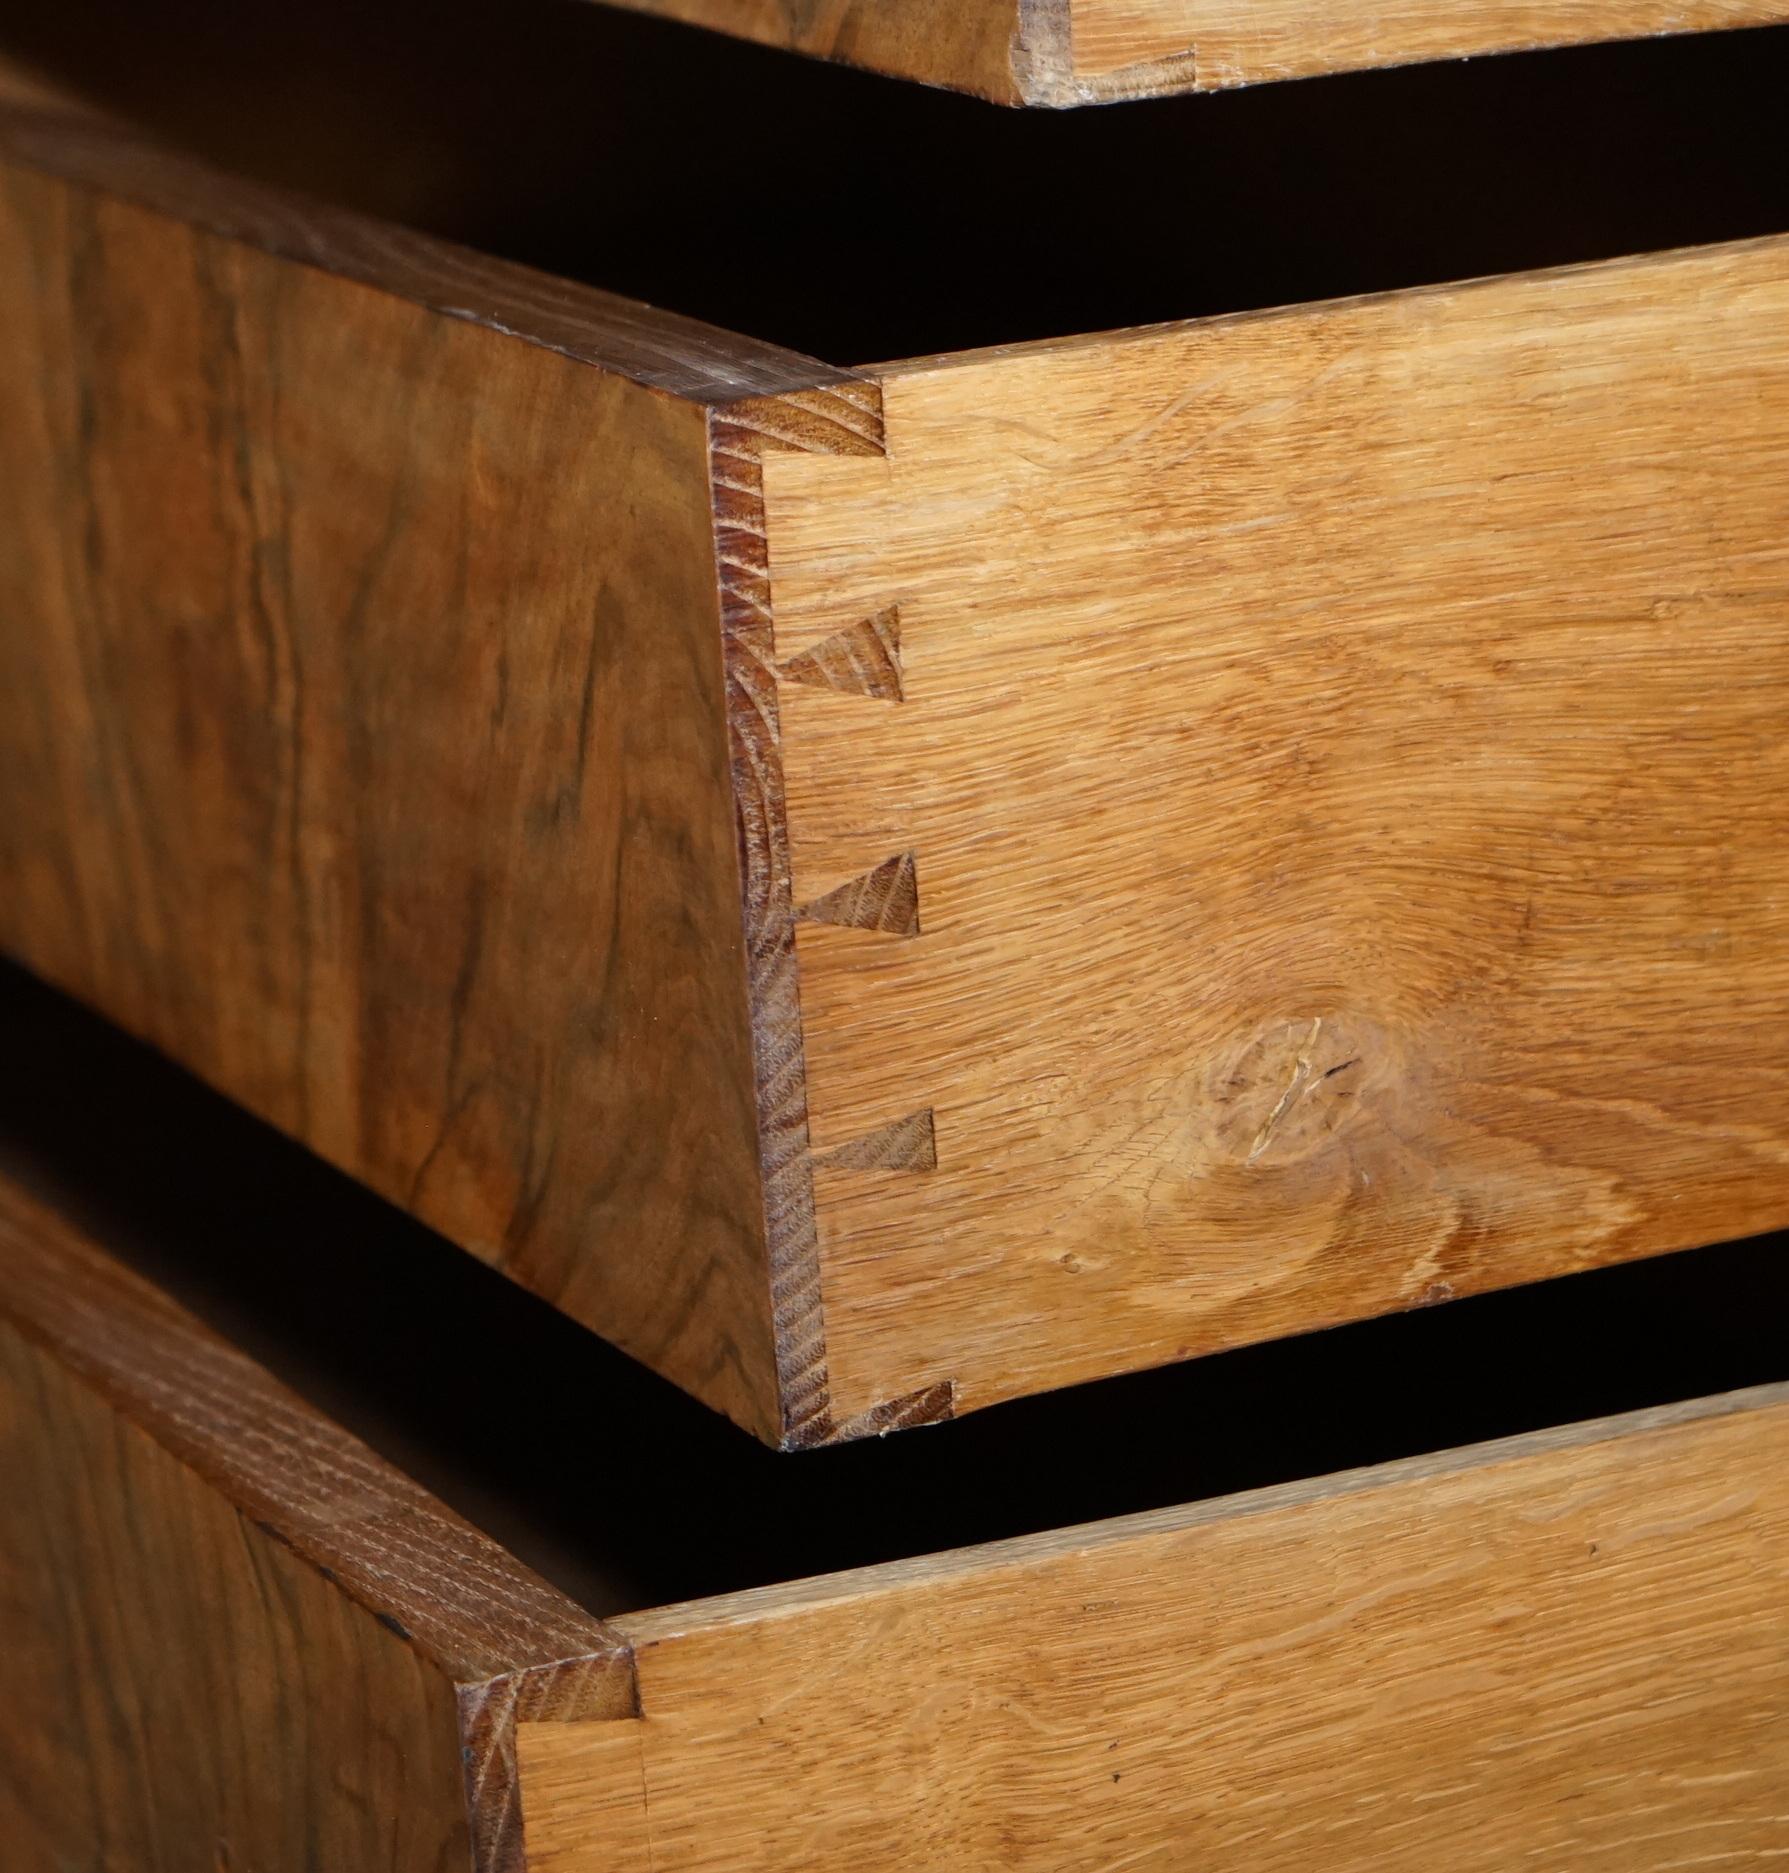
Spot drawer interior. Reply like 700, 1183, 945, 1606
1, 0, 1787, 363
5, 957, 1785, 1621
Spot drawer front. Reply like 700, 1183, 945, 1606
3, 1165, 1785, 1872
4, 115, 1789, 1445
0, 125, 798, 1449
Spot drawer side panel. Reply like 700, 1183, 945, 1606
767, 234, 1789, 1421
1068, 0, 1789, 95
530, 1386, 1789, 1870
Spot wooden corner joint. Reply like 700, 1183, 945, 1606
462, 1650, 639, 1873
810, 1376, 960, 1449
706, 382, 950, 1447
1010, 0, 1203, 105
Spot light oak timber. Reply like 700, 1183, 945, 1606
5, 108, 1789, 1444
521, 1382, 1789, 1871
595, 0, 1789, 102
0, 1176, 632, 1873
770, 237, 1789, 1423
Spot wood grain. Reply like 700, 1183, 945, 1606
596, 0, 1789, 102
521, 1382, 1789, 1871
0, 126, 789, 1443
1064, 0, 1789, 95
762, 235, 1789, 1422
10, 108, 1789, 1443
708, 385, 960, 1445
588, 0, 1035, 104
0, 105, 839, 400
0, 1174, 633, 1873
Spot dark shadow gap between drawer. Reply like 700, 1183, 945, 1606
0, 1, 1786, 363
0, 957, 1782, 1618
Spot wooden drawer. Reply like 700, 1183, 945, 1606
3, 1009, 1788, 1873
5, 100, 1789, 1448
597, 0, 1789, 101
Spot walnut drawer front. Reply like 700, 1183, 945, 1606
4, 110, 1789, 1448
3, 1161, 1787, 1872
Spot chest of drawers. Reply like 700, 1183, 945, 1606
2, 11, 1787, 1860
4, 80, 1789, 1442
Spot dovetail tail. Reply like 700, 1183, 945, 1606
814, 1108, 937, 1176
798, 852, 920, 937
780, 605, 904, 701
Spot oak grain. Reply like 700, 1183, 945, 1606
763, 235, 1789, 1422
1064, 0, 1789, 94
521, 1383, 1789, 1871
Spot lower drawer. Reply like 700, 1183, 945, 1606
4, 1026, 1786, 1873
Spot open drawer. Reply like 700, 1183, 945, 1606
4, 74, 1789, 1448
3, 968, 1787, 1871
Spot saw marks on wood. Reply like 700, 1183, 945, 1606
519, 1384, 1789, 1872
797, 851, 921, 936
765, 235, 1789, 1423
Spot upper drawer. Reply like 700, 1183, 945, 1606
4, 102, 1789, 1445
598, 0, 1789, 100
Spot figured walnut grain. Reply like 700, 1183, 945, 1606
0, 1178, 633, 1873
